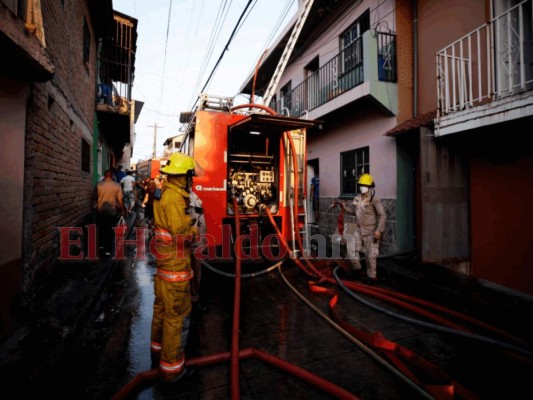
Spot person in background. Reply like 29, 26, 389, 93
336, 173, 386, 282
141, 178, 157, 225
120, 170, 136, 215
115, 165, 126, 183
310, 167, 320, 224
91, 169, 125, 257
188, 190, 205, 303
150, 153, 198, 383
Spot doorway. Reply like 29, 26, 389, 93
307, 159, 319, 225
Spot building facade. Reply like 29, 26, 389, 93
388, 0, 533, 296
240, 0, 407, 255
0, 0, 139, 339
240, 0, 533, 297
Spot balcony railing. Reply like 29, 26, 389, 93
436, 0, 533, 116
97, 14, 136, 115
271, 32, 396, 117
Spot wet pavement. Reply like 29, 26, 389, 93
1, 220, 533, 399
105, 251, 533, 400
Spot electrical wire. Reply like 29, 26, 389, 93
177, 0, 258, 150
189, 0, 233, 107
158, 0, 174, 114
240, 0, 296, 96
168, 0, 206, 111
199, 0, 255, 96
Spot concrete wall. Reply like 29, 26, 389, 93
0, 76, 29, 339
0, 77, 28, 266
417, 0, 486, 115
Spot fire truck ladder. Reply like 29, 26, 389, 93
287, 133, 310, 257
262, 0, 315, 107
198, 93, 234, 111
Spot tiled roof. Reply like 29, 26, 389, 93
385, 110, 437, 136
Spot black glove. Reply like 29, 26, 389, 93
193, 206, 204, 215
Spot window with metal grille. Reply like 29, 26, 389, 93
83, 17, 90, 64
340, 146, 369, 197
339, 10, 369, 74
81, 138, 91, 173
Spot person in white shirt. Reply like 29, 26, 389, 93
120, 170, 136, 214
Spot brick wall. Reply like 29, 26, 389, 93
21, 0, 99, 295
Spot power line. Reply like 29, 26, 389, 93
158, 0, 174, 114
189, 0, 232, 108
198, 0, 255, 97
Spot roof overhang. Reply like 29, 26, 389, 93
133, 100, 144, 123
385, 110, 437, 137
0, 2, 54, 82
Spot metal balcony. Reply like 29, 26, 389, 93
436, 0, 533, 135
271, 31, 397, 119
96, 12, 137, 116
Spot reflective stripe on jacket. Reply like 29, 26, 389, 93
153, 177, 195, 271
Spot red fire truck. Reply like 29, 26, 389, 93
136, 158, 164, 179
180, 95, 321, 257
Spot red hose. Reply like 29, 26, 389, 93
331, 201, 345, 235
231, 197, 242, 400
230, 103, 277, 115
111, 369, 159, 400
251, 348, 359, 400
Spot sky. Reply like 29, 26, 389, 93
112, 0, 298, 163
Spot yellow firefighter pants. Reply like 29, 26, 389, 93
151, 276, 192, 373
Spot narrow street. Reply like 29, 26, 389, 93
18, 219, 532, 399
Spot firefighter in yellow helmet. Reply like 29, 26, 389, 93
341, 173, 386, 282
150, 152, 198, 382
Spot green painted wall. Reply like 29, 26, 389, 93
92, 114, 99, 185
396, 133, 417, 252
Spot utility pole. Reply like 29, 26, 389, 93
147, 123, 163, 158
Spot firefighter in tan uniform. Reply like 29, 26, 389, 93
150, 152, 198, 383
342, 174, 386, 281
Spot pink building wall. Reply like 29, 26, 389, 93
279, 0, 396, 93
308, 109, 398, 199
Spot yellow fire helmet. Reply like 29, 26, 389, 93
161, 152, 196, 176
358, 173, 375, 187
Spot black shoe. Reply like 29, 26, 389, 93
365, 276, 379, 285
